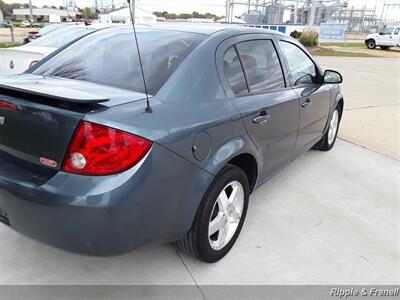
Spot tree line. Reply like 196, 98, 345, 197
0, 2, 222, 20
153, 11, 223, 20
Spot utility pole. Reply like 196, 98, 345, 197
225, 0, 229, 22
308, 0, 316, 27
379, 0, 386, 31
28, 0, 33, 25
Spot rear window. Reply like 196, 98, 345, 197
33, 28, 206, 95
29, 27, 94, 48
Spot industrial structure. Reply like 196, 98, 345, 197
225, 0, 400, 33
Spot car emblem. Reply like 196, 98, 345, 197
9, 60, 14, 69
0, 116, 4, 125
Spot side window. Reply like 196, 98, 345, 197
223, 46, 248, 95
279, 41, 317, 86
236, 40, 285, 93
394, 28, 400, 35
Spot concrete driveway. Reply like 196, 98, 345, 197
0, 57, 399, 288
316, 56, 400, 160
0, 139, 398, 286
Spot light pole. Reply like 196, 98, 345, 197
379, 0, 386, 31
308, 0, 316, 27
29, 0, 33, 25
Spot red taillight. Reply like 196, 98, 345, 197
62, 121, 152, 176
29, 60, 39, 68
0, 101, 17, 110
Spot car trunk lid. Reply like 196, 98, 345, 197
0, 74, 148, 179
0, 46, 53, 75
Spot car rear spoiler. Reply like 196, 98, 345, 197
0, 75, 109, 104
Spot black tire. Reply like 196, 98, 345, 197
380, 46, 390, 50
366, 39, 376, 49
175, 164, 249, 263
314, 105, 342, 151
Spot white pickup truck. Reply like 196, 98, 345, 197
365, 25, 400, 50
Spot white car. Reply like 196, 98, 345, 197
20, 20, 32, 27
0, 25, 100, 75
365, 25, 400, 50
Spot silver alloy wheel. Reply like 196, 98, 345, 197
208, 181, 244, 250
328, 109, 339, 145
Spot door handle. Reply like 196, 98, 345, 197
301, 98, 312, 108
252, 111, 270, 125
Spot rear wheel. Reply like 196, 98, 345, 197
366, 39, 376, 49
314, 106, 341, 151
175, 165, 249, 263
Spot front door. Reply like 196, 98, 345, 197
393, 27, 400, 46
277, 39, 331, 153
377, 27, 397, 46
218, 36, 299, 179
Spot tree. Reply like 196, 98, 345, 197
78, 7, 95, 18
152, 10, 222, 20
0, 1, 24, 17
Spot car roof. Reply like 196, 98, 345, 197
102, 23, 283, 36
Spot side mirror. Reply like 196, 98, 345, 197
323, 70, 342, 84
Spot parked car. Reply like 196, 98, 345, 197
365, 25, 400, 49
19, 20, 32, 27
0, 25, 104, 75
23, 23, 69, 44
0, 25, 344, 262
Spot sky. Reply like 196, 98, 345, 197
4, 0, 400, 21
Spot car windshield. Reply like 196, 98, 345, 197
381, 27, 394, 35
32, 27, 206, 94
28, 26, 95, 48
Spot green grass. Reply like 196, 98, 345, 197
312, 50, 376, 57
320, 42, 366, 48
0, 42, 23, 48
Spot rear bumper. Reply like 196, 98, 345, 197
0, 144, 213, 255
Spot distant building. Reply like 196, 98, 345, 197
187, 18, 214, 23
13, 8, 77, 22
99, 7, 157, 24
216, 17, 246, 24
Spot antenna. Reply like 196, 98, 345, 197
127, 0, 152, 113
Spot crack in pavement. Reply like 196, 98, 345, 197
344, 103, 400, 111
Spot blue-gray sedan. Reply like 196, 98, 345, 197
0, 24, 343, 262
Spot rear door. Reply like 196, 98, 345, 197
217, 34, 300, 180
277, 38, 331, 154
